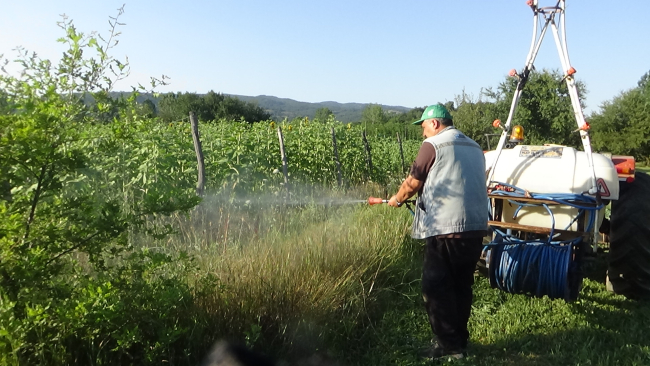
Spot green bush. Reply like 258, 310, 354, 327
0, 9, 200, 365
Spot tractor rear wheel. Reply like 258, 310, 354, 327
607, 171, 650, 299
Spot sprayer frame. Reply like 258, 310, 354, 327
485, 0, 601, 253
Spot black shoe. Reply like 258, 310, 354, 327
420, 343, 465, 361
427, 338, 469, 352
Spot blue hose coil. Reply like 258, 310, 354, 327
486, 234, 578, 300
486, 181, 599, 300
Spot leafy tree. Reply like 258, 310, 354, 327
386, 106, 426, 125
359, 106, 424, 140
590, 70, 650, 162
158, 92, 204, 121
139, 98, 157, 117
361, 104, 388, 126
157, 90, 271, 123
452, 91, 502, 149
0, 89, 8, 112
314, 107, 334, 122
237, 98, 272, 122
483, 69, 586, 147
0, 8, 198, 364
218, 94, 270, 122
638, 70, 650, 89
444, 101, 456, 113
203, 90, 226, 119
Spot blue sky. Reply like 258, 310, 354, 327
1, 0, 648, 115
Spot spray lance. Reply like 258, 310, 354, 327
367, 197, 416, 215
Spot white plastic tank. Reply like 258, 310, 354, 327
484, 145, 619, 232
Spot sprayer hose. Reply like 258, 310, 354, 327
487, 234, 577, 300
489, 181, 603, 232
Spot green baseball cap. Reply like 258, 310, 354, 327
412, 104, 452, 125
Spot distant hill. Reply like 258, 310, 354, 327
228, 94, 412, 123
107, 92, 412, 123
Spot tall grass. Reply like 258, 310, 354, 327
137, 187, 418, 360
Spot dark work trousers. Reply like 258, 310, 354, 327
421, 236, 483, 351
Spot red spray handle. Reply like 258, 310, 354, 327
368, 197, 388, 205
368, 196, 415, 207
368, 196, 415, 215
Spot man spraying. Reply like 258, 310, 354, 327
388, 104, 488, 360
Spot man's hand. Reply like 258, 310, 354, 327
388, 195, 402, 207
388, 174, 423, 208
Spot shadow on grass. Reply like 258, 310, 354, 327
478, 296, 649, 365
582, 249, 609, 284
462, 302, 650, 366
456, 250, 650, 366
342, 259, 650, 366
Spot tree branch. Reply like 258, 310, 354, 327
46, 231, 102, 266
23, 163, 48, 243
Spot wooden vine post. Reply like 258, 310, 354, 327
362, 130, 373, 180
397, 132, 406, 175
277, 126, 289, 187
189, 111, 206, 197
331, 127, 343, 187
